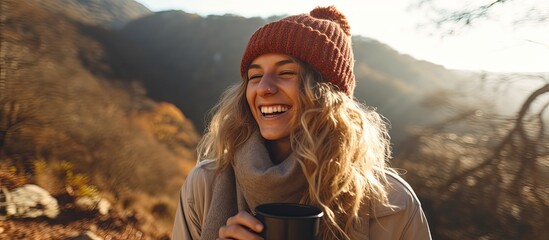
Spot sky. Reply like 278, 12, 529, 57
134, 0, 549, 73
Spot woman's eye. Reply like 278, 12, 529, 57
248, 75, 262, 81
279, 71, 296, 76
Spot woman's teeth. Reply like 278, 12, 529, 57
261, 105, 289, 115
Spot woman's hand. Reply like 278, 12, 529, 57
217, 210, 264, 240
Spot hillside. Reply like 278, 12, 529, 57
0, 0, 198, 238
120, 11, 267, 132
29, 0, 151, 28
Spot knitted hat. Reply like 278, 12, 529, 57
240, 6, 355, 96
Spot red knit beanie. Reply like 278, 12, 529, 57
240, 6, 355, 96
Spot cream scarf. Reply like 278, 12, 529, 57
201, 133, 308, 240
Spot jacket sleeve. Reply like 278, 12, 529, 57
171, 189, 196, 240
369, 173, 432, 240
400, 204, 431, 240
172, 160, 216, 240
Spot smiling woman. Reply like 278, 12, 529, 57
172, 6, 431, 240
246, 54, 301, 163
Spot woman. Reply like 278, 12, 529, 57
172, 6, 431, 240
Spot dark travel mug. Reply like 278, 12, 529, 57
255, 203, 323, 240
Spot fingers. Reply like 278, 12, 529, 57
227, 211, 264, 232
217, 225, 262, 240
218, 211, 264, 240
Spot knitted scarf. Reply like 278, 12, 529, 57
201, 133, 308, 240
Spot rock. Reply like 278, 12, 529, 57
88, 224, 98, 232
75, 196, 111, 215
5, 184, 59, 218
0, 187, 9, 220
67, 231, 103, 240
96, 198, 111, 215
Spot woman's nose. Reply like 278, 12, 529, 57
257, 74, 278, 96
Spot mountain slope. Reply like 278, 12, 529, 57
121, 11, 268, 131
29, 0, 151, 28
1, 0, 197, 237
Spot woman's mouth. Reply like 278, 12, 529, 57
260, 105, 290, 117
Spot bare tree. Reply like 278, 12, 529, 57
414, 0, 548, 35
395, 1, 549, 239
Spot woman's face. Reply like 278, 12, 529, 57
246, 53, 301, 142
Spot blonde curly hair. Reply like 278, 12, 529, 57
197, 57, 392, 239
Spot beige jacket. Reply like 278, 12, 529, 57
172, 160, 432, 240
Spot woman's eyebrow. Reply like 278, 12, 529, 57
275, 59, 295, 66
247, 64, 261, 70
248, 59, 296, 70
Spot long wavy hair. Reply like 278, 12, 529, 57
197, 57, 392, 239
